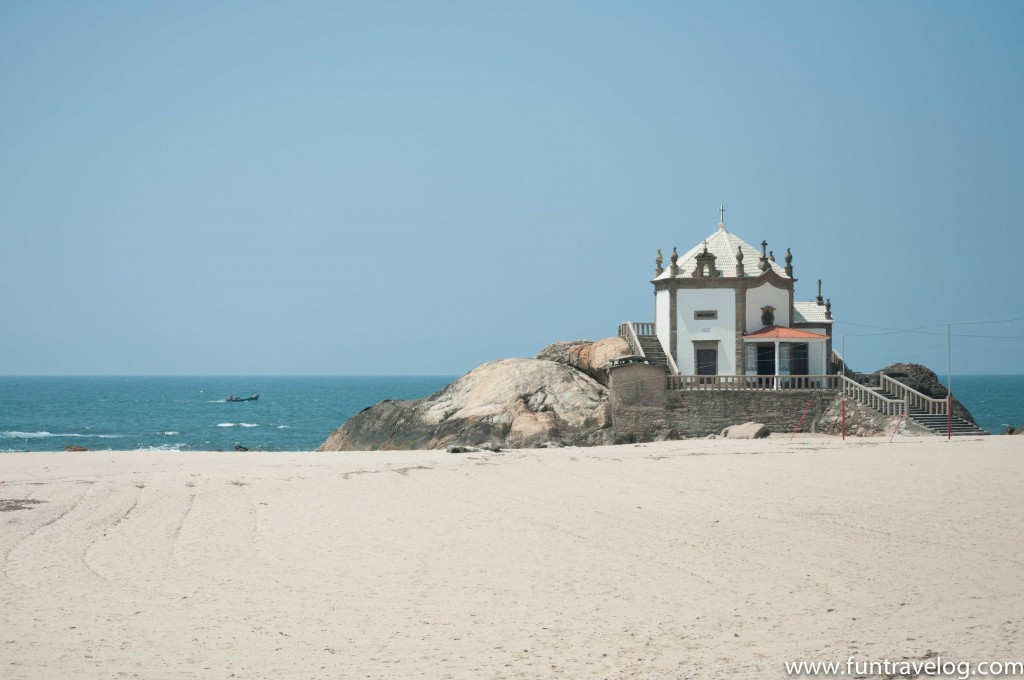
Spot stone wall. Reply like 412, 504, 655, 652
608, 364, 912, 441
612, 386, 835, 441
606, 363, 667, 442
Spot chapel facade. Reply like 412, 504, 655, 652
648, 209, 834, 379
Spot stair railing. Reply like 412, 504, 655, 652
663, 345, 680, 375
666, 375, 839, 391
618, 322, 647, 359
840, 376, 906, 416
831, 348, 852, 377
879, 373, 949, 416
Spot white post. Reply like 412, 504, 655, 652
947, 322, 952, 440
841, 333, 846, 425
774, 341, 780, 390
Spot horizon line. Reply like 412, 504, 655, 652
2, 373, 1023, 378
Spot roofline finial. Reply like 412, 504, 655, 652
718, 204, 727, 231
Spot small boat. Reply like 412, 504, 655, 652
226, 394, 259, 402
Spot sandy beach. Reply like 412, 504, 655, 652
1, 435, 1021, 679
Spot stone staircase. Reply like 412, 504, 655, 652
870, 386, 989, 436
635, 335, 670, 372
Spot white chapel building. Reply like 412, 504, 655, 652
647, 208, 834, 379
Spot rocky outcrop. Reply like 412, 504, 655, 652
816, 397, 901, 437
321, 346, 975, 450
319, 358, 613, 451
814, 395, 932, 437
1002, 423, 1024, 435
536, 338, 631, 386
65, 444, 88, 452
875, 363, 976, 424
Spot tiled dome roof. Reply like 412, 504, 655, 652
656, 222, 789, 280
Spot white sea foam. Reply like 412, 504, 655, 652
1, 431, 125, 439
162, 431, 180, 436
2, 431, 54, 439
240, 423, 258, 428
276, 425, 290, 429
217, 423, 236, 428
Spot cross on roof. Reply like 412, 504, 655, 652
719, 205, 726, 223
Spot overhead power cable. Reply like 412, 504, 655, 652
951, 315, 1024, 325
836, 316, 1024, 339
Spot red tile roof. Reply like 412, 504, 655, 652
743, 325, 830, 340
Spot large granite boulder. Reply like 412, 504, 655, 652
875, 363, 976, 424
721, 422, 770, 439
536, 337, 632, 386
319, 358, 613, 451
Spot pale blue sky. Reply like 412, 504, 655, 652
2, 1, 1022, 376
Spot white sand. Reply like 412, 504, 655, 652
1, 435, 1021, 679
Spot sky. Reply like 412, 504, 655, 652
2, 1, 1022, 376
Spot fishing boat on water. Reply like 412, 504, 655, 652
226, 394, 259, 402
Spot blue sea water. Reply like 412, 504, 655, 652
1, 374, 1021, 452
0, 376, 455, 452
949, 375, 1024, 434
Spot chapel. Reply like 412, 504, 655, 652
648, 207, 834, 379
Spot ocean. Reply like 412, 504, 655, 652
1, 374, 1021, 452
0, 376, 455, 452
947, 375, 1024, 435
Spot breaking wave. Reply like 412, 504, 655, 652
1, 431, 125, 439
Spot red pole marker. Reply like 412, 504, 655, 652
791, 399, 813, 442
889, 412, 906, 443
